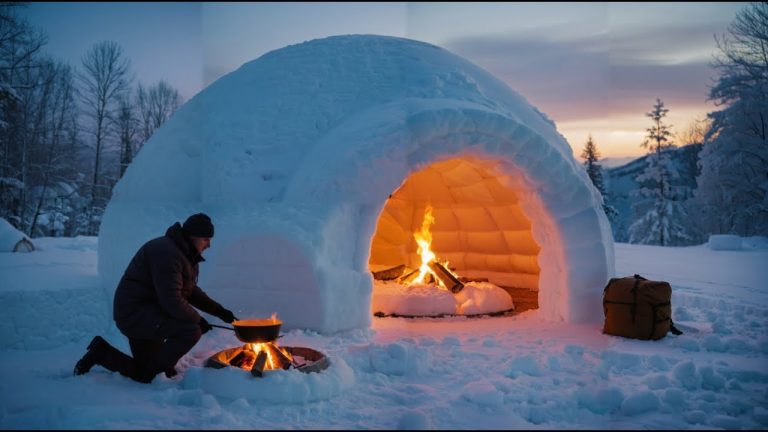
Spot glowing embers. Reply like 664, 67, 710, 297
231, 342, 294, 375
371, 205, 514, 317
205, 342, 330, 377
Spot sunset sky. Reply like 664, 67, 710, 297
23, 2, 747, 160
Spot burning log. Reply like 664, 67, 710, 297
397, 268, 419, 285
250, 351, 268, 377
265, 343, 293, 370
428, 260, 465, 293
372, 264, 406, 281
229, 349, 256, 369
459, 276, 489, 283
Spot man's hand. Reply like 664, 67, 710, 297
199, 316, 213, 334
217, 307, 238, 324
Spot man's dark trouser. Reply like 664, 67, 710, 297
101, 308, 202, 383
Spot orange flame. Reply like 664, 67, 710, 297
247, 342, 293, 371
412, 205, 436, 284
243, 312, 291, 371
408, 204, 459, 288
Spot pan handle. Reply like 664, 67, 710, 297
210, 324, 236, 331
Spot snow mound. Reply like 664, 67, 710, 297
367, 341, 432, 376
460, 380, 504, 408
621, 390, 660, 416
455, 282, 514, 315
0, 217, 34, 252
371, 280, 513, 316
372, 282, 456, 316
575, 386, 624, 414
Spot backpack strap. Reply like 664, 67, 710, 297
670, 320, 683, 335
630, 274, 644, 323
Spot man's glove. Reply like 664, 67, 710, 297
199, 316, 212, 334
216, 307, 238, 324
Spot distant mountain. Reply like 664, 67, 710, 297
602, 143, 702, 243
600, 156, 637, 169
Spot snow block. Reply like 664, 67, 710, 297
708, 234, 742, 251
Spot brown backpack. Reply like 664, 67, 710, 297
602, 274, 683, 340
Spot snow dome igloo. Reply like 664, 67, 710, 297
98, 35, 614, 333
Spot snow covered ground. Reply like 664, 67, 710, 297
1, 236, 767, 429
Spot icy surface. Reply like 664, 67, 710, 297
1, 237, 766, 429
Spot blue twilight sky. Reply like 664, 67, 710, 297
22, 2, 748, 158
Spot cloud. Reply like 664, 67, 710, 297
445, 33, 609, 119
607, 21, 727, 65
443, 25, 721, 124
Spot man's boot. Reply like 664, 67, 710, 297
74, 336, 158, 384
74, 336, 108, 375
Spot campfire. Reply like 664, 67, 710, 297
370, 203, 517, 318
228, 341, 294, 375
374, 204, 466, 293
204, 314, 330, 377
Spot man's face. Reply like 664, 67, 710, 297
190, 236, 212, 254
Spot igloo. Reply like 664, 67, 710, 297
98, 35, 615, 333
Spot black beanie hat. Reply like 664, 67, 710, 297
182, 213, 214, 238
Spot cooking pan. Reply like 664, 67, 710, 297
210, 318, 282, 343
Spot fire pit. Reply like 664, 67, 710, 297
205, 342, 330, 377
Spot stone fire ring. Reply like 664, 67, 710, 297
205, 346, 331, 374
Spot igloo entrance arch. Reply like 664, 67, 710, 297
98, 35, 614, 335
369, 156, 541, 317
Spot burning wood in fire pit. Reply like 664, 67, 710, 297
205, 343, 331, 378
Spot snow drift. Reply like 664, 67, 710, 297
98, 35, 614, 333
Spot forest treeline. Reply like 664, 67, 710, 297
1, 3, 182, 236
581, 2, 767, 245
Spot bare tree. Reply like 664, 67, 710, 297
77, 40, 132, 234
676, 117, 712, 147
136, 79, 181, 147
27, 60, 78, 236
0, 2, 47, 227
116, 95, 137, 178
